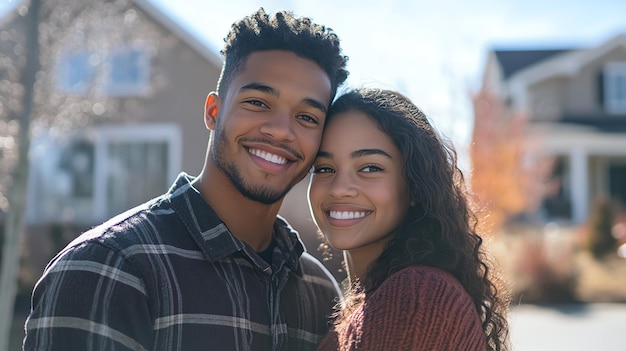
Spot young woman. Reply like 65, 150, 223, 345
308, 88, 510, 351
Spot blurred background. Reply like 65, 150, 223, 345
1, 0, 626, 349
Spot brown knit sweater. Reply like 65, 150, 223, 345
317, 266, 487, 351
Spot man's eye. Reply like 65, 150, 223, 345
246, 100, 267, 108
298, 114, 318, 124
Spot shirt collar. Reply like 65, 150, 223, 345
167, 173, 305, 275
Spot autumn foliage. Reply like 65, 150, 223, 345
470, 90, 549, 234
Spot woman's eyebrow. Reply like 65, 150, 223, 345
351, 148, 392, 159
316, 148, 392, 159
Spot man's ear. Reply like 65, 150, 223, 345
204, 92, 220, 131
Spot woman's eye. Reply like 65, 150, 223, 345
361, 165, 383, 173
312, 166, 334, 174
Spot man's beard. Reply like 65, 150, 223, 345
211, 129, 293, 205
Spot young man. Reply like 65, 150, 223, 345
24, 8, 349, 351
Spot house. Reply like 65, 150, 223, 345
477, 33, 626, 225
0, 0, 222, 274
0, 0, 222, 225
0, 0, 344, 283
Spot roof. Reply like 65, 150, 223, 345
493, 49, 574, 79
493, 34, 626, 86
0, 0, 223, 68
559, 115, 626, 133
133, 0, 222, 68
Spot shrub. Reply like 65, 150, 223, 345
585, 197, 618, 259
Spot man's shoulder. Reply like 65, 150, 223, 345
66, 173, 198, 251
64, 195, 176, 254
298, 252, 340, 292
298, 251, 328, 272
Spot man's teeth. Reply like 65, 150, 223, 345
249, 148, 287, 165
330, 211, 367, 220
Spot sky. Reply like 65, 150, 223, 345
2, 0, 626, 160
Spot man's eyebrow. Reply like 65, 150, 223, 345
317, 150, 332, 158
316, 149, 392, 159
303, 98, 328, 114
240, 82, 278, 96
240, 82, 327, 114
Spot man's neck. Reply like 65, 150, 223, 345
195, 168, 283, 252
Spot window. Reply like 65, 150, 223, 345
27, 124, 181, 224
106, 140, 169, 215
604, 62, 626, 114
541, 156, 572, 220
61, 140, 95, 199
56, 47, 150, 96
609, 164, 626, 206
106, 48, 151, 96
57, 51, 95, 94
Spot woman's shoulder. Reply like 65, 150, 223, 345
360, 266, 486, 350
381, 265, 463, 290
371, 265, 471, 307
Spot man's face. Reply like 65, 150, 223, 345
208, 50, 332, 204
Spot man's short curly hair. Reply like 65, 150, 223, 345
217, 8, 349, 103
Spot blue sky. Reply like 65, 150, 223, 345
2, 0, 626, 159
148, 0, 626, 149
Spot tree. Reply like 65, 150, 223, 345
585, 196, 618, 259
0, 1, 41, 348
0, 0, 166, 347
469, 89, 551, 234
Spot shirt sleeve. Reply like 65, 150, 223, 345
23, 241, 153, 351
355, 267, 486, 351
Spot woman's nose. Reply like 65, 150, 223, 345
328, 170, 358, 198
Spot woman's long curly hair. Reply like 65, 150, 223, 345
326, 88, 510, 351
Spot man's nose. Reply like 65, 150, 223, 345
259, 110, 296, 142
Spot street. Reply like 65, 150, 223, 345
509, 303, 625, 350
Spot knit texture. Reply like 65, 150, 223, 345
317, 265, 487, 351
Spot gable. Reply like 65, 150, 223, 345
494, 49, 574, 79
506, 34, 626, 85
132, 0, 222, 68
0, 0, 222, 69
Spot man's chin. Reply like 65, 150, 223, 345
238, 185, 291, 205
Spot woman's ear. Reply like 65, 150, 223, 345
204, 92, 220, 131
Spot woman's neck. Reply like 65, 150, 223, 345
344, 250, 373, 285
345, 235, 393, 285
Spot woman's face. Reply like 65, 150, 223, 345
308, 111, 411, 260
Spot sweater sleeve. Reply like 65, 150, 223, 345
356, 266, 486, 351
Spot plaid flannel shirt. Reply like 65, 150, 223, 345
24, 173, 340, 351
